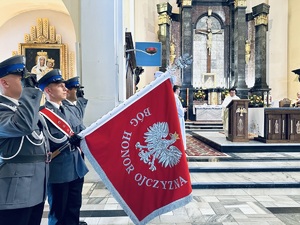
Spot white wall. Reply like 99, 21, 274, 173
268, 0, 288, 101
81, 0, 125, 126
0, 10, 75, 62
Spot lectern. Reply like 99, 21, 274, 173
226, 99, 250, 142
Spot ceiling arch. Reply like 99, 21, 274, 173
0, 0, 69, 27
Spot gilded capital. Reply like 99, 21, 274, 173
182, 0, 192, 7
234, 0, 247, 8
157, 2, 172, 15
254, 14, 268, 26
158, 13, 171, 25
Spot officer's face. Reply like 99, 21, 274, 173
66, 87, 77, 101
45, 82, 67, 102
0, 74, 22, 99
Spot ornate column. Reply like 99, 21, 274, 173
157, 2, 172, 71
249, 3, 271, 105
233, 0, 248, 99
177, 0, 194, 120
252, 3, 270, 90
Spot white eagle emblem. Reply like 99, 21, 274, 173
135, 122, 182, 171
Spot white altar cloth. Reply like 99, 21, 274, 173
194, 104, 222, 121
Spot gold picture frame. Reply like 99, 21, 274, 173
19, 43, 66, 78
202, 73, 215, 89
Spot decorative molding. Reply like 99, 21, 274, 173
254, 14, 268, 26
158, 13, 171, 25
157, 2, 172, 15
234, 0, 247, 8
14, 18, 75, 78
182, 0, 192, 7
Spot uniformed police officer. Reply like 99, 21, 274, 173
0, 55, 49, 225
63, 76, 88, 133
38, 69, 89, 225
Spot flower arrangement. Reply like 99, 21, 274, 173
193, 89, 206, 101
249, 94, 264, 107
221, 88, 229, 100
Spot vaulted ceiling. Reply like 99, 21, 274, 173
0, 0, 69, 27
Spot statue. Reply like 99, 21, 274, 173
245, 40, 251, 64
195, 9, 222, 56
170, 40, 176, 65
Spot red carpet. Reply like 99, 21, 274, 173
185, 136, 228, 157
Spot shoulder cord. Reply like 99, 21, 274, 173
0, 103, 45, 160
39, 113, 68, 143
0, 137, 24, 160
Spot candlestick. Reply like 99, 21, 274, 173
186, 88, 189, 107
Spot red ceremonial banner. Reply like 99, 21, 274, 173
80, 73, 192, 224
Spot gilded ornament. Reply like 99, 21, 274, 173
254, 14, 268, 26
182, 0, 192, 7
234, 0, 247, 8
158, 13, 171, 25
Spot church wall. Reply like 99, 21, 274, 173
288, 0, 300, 100
267, 0, 288, 102
81, 0, 125, 126
0, 10, 76, 63
133, 0, 161, 90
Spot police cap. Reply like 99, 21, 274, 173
65, 76, 80, 89
0, 55, 26, 78
38, 69, 64, 91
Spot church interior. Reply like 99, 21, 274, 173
0, 0, 299, 125
1, 0, 300, 224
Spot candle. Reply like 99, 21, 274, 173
186, 88, 189, 107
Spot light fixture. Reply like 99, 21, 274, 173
125, 47, 157, 56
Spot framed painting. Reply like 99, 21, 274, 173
20, 43, 66, 78
202, 73, 215, 89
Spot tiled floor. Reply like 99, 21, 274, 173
41, 133, 300, 225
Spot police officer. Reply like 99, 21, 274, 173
38, 69, 88, 225
63, 77, 88, 225
0, 55, 49, 225
63, 76, 88, 133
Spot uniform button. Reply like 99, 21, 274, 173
32, 94, 37, 99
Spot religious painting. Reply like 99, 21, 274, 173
202, 73, 215, 89
20, 43, 66, 79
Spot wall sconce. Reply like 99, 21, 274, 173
125, 47, 157, 56
125, 47, 157, 75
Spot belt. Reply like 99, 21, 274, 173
2, 154, 47, 163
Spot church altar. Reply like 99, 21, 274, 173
247, 107, 300, 142
194, 104, 222, 122
248, 108, 265, 137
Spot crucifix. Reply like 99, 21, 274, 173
195, 9, 222, 73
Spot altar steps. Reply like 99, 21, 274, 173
185, 121, 223, 131
191, 131, 300, 153
187, 130, 300, 189
188, 160, 300, 189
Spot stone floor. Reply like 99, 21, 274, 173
41, 132, 300, 225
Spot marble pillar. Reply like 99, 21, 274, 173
249, 3, 271, 104
177, 0, 194, 120
157, 2, 172, 71
233, 0, 249, 99
252, 3, 270, 90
